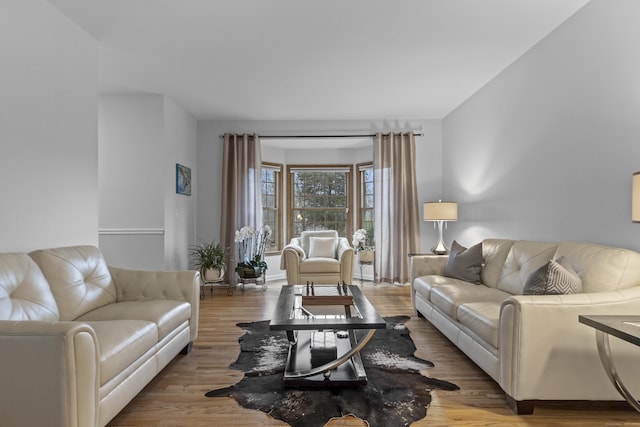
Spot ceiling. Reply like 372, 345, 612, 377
48, 0, 590, 121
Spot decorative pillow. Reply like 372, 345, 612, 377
444, 240, 483, 283
523, 256, 582, 295
308, 237, 337, 258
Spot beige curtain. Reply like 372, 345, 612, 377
220, 133, 263, 267
373, 132, 420, 284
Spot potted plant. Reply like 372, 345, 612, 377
234, 225, 272, 278
352, 228, 374, 262
190, 241, 229, 282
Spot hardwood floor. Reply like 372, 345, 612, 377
108, 281, 639, 426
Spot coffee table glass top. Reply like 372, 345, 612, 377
579, 315, 640, 347
270, 284, 386, 331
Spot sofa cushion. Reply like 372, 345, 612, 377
0, 253, 59, 321
444, 241, 483, 283
299, 257, 341, 273
413, 274, 463, 302
523, 257, 582, 295
495, 241, 557, 295
430, 284, 511, 320
480, 239, 515, 288
84, 320, 157, 385
29, 246, 116, 320
77, 300, 191, 341
457, 302, 501, 348
308, 237, 337, 258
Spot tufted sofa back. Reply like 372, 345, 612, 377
0, 253, 59, 321
480, 239, 514, 288
479, 239, 640, 295
29, 246, 116, 320
553, 241, 640, 292
495, 240, 558, 294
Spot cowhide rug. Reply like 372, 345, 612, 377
205, 316, 458, 427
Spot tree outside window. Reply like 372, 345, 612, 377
287, 165, 353, 239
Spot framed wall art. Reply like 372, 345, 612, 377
176, 163, 191, 196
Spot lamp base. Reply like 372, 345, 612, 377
431, 241, 449, 255
431, 220, 450, 255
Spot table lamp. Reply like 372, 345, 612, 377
424, 200, 458, 254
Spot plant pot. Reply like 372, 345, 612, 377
358, 250, 374, 263
204, 267, 224, 282
237, 266, 263, 279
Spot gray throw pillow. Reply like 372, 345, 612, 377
444, 240, 483, 283
523, 256, 582, 295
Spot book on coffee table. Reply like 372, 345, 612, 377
299, 283, 353, 306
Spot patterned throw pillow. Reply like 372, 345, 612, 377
523, 256, 582, 295
444, 240, 483, 283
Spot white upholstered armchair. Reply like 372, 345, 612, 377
280, 230, 354, 285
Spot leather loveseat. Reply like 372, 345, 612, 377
410, 239, 640, 414
0, 245, 200, 427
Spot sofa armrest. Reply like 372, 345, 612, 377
337, 238, 355, 285
0, 320, 99, 427
336, 237, 352, 260
410, 254, 448, 280
108, 267, 200, 341
499, 287, 640, 401
280, 244, 305, 284
280, 243, 305, 269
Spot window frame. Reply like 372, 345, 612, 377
261, 161, 283, 254
356, 162, 374, 247
286, 164, 354, 241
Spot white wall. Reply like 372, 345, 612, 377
164, 97, 198, 270
197, 119, 442, 279
442, 0, 640, 251
0, 0, 98, 252
99, 95, 165, 269
99, 94, 197, 270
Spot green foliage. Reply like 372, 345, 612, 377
189, 241, 229, 273
292, 170, 349, 236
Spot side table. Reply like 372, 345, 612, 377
579, 314, 640, 413
357, 250, 375, 285
200, 276, 234, 297
237, 275, 267, 293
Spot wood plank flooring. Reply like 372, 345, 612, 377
108, 281, 639, 426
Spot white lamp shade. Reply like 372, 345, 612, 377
633, 172, 640, 222
424, 201, 458, 221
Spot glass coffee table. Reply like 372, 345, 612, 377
579, 315, 640, 413
270, 283, 386, 387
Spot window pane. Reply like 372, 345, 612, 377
365, 195, 374, 208
365, 181, 374, 195
290, 167, 351, 239
261, 163, 282, 252
357, 164, 374, 247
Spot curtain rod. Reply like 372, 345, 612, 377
218, 132, 424, 139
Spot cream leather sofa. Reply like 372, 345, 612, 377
0, 245, 200, 427
280, 230, 354, 285
410, 239, 640, 414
